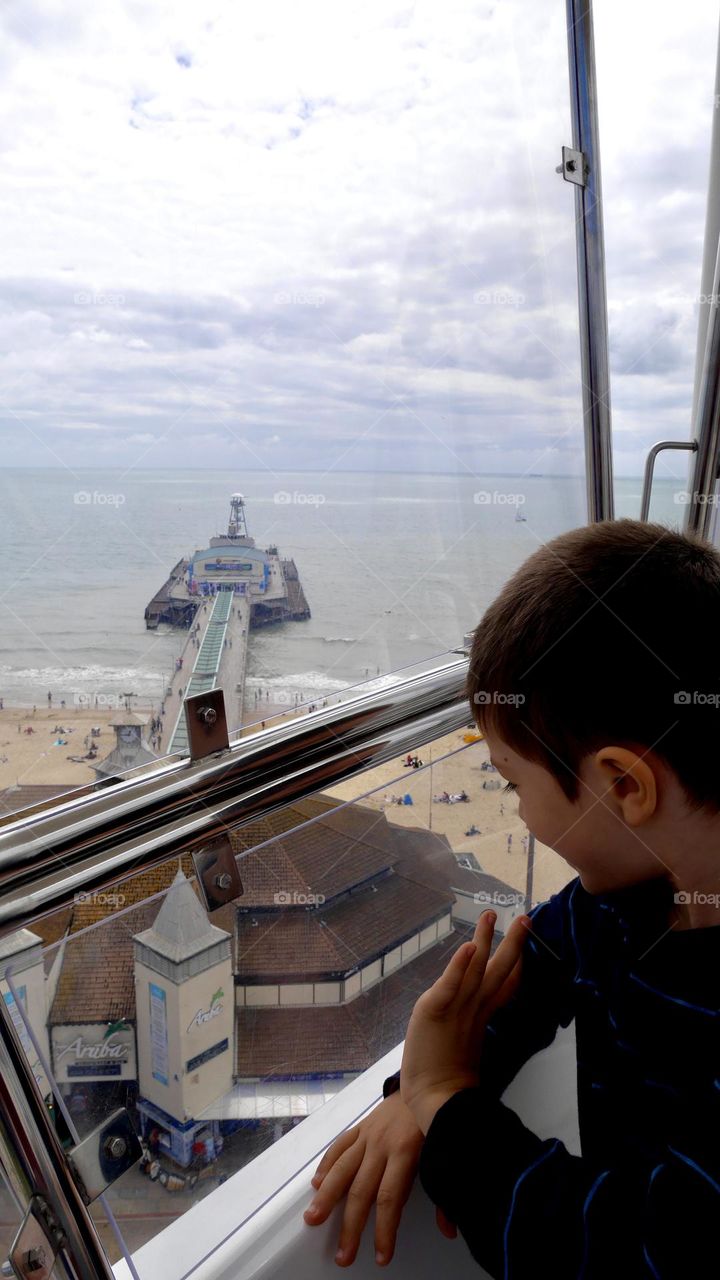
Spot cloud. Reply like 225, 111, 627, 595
0, 0, 716, 477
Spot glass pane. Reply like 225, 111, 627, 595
0, 0, 585, 818
594, 1, 718, 510
2, 704, 573, 1272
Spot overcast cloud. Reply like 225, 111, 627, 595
0, 0, 717, 477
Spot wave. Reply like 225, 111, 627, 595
245, 671, 350, 694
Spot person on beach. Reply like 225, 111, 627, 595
304, 520, 720, 1276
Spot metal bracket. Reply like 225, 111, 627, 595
556, 145, 587, 187
192, 833, 244, 911
66, 1109, 142, 1205
184, 687, 230, 760
8, 1195, 66, 1279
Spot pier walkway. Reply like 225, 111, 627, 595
158, 591, 252, 757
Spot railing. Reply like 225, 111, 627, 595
0, 659, 470, 937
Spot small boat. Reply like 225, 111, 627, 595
515, 510, 527, 522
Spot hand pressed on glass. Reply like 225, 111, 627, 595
400, 911, 529, 1136
303, 911, 528, 1267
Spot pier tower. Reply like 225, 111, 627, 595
226, 493, 250, 542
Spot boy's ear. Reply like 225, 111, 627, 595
593, 746, 658, 825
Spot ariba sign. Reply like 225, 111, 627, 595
53, 1023, 135, 1082
56, 1035, 129, 1063
187, 988, 224, 1033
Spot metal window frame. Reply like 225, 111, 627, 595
0, 659, 471, 939
565, 0, 615, 524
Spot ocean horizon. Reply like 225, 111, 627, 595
0, 468, 694, 710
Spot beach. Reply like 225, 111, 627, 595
0, 699, 572, 910
326, 729, 574, 908
0, 705, 130, 792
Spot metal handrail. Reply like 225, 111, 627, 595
0, 659, 471, 937
640, 440, 698, 521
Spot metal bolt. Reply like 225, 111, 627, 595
197, 706, 218, 726
104, 1136, 127, 1160
25, 1247, 46, 1272
214, 872, 232, 890
566, 158, 576, 172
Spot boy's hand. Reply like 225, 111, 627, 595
304, 1092, 430, 1266
400, 911, 529, 1134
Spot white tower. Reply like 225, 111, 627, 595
133, 871, 233, 1165
228, 493, 249, 540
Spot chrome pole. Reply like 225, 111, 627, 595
566, 0, 614, 522
686, 20, 720, 539
0, 660, 470, 936
685, 232, 720, 538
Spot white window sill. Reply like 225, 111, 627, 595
114, 1024, 577, 1280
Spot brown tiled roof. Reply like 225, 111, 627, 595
50, 856, 204, 1024
236, 920, 477, 1077
236, 873, 454, 980
389, 825, 459, 891
230, 796, 399, 906
46, 799, 461, 1026
50, 905, 156, 1024
448, 865, 523, 898
0, 784, 75, 820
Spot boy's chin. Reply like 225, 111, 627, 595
576, 867, 639, 895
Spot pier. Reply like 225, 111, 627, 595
147, 496, 310, 749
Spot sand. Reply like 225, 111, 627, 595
0, 705, 137, 792
0, 699, 573, 909
325, 729, 574, 909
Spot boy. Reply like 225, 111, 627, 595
304, 519, 719, 1276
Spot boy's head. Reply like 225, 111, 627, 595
466, 518, 720, 892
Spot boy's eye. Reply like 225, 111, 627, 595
503, 782, 518, 794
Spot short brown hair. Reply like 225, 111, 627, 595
466, 518, 720, 812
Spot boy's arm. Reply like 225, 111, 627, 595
418, 1086, 718, 1277
383, 882, 578, 1099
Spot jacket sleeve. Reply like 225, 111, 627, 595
418, 1084, 719, 1278
382, 881, 578, 1101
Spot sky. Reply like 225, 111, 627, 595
0, 0, 717, 478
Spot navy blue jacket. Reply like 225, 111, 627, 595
385, 876, 719, 1278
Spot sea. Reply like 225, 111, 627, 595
0, 468, 692, 713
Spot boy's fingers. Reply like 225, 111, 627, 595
373, 1154, 419, 1265
421, 942, 477, 1013
334, 1155, 388, 1266
484, 954, 523, 1019
305, 1139, 365, 1224
310, 1127, 359, 1188
456, 911, 497, 1006
478, 916, 530, 1005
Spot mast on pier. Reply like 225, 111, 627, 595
228, 493, 249, 540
